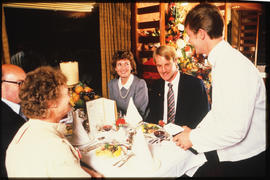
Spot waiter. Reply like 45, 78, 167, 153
174, 3, 266, 177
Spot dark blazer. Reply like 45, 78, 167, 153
0, 101, 26, 177
146, 72, 209, 129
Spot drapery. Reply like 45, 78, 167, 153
99, 3, 132, 98
2, 7, 11, 64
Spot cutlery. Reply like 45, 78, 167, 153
80, 142, 104, 153
113, 153, 134, 167
117, 153, 134, 167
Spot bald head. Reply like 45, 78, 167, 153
1, 64, 26, 104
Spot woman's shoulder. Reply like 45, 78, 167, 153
133, 75, 146, 84
109, 78, 118, 84
108, 78, 118, 87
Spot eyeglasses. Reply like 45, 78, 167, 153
2, 80, 24, 86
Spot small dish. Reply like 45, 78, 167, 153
154, 130, 165, 138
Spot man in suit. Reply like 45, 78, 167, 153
1, 64, 27, 177
146, 45, 209, 129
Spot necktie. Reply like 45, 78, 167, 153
19, 108, 28, 121
167, 83, 175, 123
120, 87, 129, 98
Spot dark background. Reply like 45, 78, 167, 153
4, 6, 102, 94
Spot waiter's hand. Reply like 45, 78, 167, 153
173, 126, 193, 150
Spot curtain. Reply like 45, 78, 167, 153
2, 7, 11, 64
99, 3, 132, 98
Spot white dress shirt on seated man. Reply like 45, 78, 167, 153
1, 98, 20, 115
5, 119, 90, 177
190, 40, 266, 162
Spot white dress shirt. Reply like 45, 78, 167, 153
6, 119, 90, 177
118, 74, 134, 90
190, 40, 266, 162
163, 71, 180, 124
1, 98, 20, 114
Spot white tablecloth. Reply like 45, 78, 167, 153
79, 140, 206, 177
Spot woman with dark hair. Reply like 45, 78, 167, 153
5, 66, 102, 177
108, 50, 148, 119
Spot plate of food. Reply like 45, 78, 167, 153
95, 143, 126, 158
140, 122, 161, 134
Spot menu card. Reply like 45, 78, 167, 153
86, 98, 117, 137
164, 123, 184, 136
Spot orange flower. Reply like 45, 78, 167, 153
168, 17, 175, 21
184, 45, 190, 52
158, 120, 165, 127
197, 75, 203, 79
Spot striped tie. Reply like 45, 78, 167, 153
167, 83, 175, 123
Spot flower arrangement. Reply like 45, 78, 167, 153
165, 3, 212, 102
69, 82, 96, 110
158, 120, 165, 127
116, 118, 126, 127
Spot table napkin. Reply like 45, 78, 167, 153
70, 109, 92, 146
125, 97, 142, 127
132, 128, 156, 170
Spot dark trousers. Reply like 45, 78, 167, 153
194, 150, 267, 177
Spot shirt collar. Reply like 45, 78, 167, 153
118, 74, 134, 90
208, 40, 226, 67
28, 119, 65, 136
1, 98, 20, 114
165, 71, 180, 87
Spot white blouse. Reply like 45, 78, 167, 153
190, 40, 266, 162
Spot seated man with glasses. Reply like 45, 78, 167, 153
1, 64, 27, 177
2, 80, 24, 86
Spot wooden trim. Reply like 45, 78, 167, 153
224, 3, 228, 41
131, 3, 138, 64
138, 21, 159, 29
137, 5, 159, 14
159, 3, 165, 46
254, 13, 260, 66
139, 51, 153, 58
138, 36, 160, 43
3, 2, 96, 12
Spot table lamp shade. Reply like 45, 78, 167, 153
60, 61, 79, 86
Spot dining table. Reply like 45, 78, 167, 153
63, 108, 207, 178
70, 124, 207, 178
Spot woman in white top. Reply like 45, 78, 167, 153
108, 50, 149, 119
5, 66, 102, 178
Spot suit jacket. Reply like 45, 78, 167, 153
146, 72, 209, 129
0, 101, 26, 177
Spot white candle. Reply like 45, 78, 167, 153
60, 61, 79, 86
